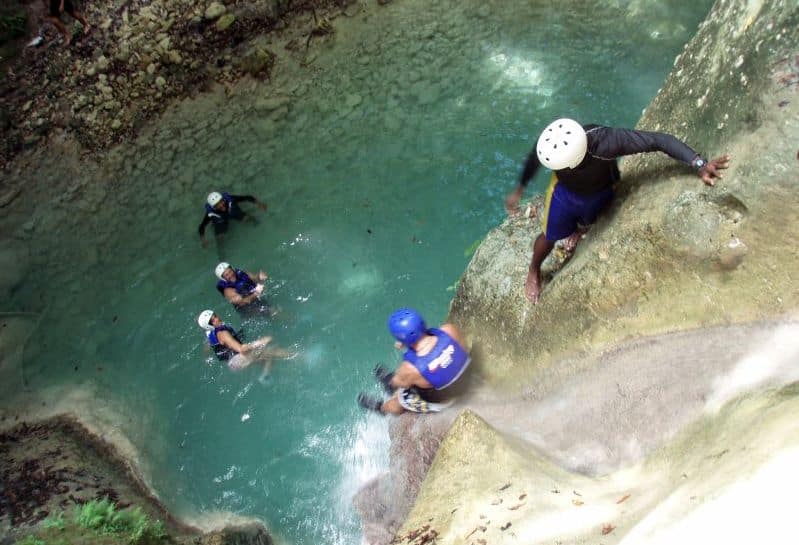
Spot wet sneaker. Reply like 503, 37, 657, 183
357, 393, 384, 414
373, 364, 395, 393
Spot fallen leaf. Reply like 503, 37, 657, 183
499, 482, 512, 491
477, 540, 487, 545
573, 490, 582, 496
572, 499, 584, 506
490, 498, 503, 505
518, 493, 527, 500
501, 522, 512, 531
602, 524, 616, 535
616, 494, 631, 504
508, 503, 525, 510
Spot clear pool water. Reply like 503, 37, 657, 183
4, 1, 712, 543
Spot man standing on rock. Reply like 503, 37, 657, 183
358, 308, 471, 415
505, 118, 731, 304
43, 0, 90, 46
198, 191, 267, 248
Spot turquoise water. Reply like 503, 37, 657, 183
3, 1, 712, 543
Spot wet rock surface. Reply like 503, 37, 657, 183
0, 0, 350, 167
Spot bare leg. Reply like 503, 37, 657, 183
525, 233, 555, 304
49, 16, 70, 45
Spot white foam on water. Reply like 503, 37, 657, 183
336, 414, 391, 545
705, 323, 799, 413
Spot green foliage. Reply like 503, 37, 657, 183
74, 498, 126, 533
42, 512, 66, 531
15, 536, 46, 545
127, 506, 166, 544
73, 498, 167, 543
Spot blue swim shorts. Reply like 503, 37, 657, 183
541, 175, 614, 242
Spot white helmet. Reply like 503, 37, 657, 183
207, 192, 223, 207
536, 118, 587, 170
197, 310, 215, 330
215, 262, 231, 280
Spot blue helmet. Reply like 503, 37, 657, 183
387, 308, 426, 346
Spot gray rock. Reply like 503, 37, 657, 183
204, 1, 226, 20
254, 96, 290, 114
216, 13, 236, 31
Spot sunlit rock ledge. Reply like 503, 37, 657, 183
450, 0, 799, 387
387, 1, 799, 543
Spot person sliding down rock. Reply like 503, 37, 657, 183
504, 118, 731, 304
198, 191, 267, 248
197, 310, 294, 374
214, 261, 272, 315
358, 308, 471, 415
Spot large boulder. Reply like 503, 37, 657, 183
449, 0, 799, 387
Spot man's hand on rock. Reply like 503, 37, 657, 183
698, 154, 731, 186
505, 186, 524, 215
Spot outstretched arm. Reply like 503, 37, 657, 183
590, 127, 730, 186
223, 287, 261, 307
231, 194, 268, 211
506, 152, 541, 214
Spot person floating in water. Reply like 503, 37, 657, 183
198, 191, 267, 248
504, 118, 731, 304
197, 310, 294, 373
358, 308, 471, 415
214, 262, 269, 313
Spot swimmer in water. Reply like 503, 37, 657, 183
214, 262, 271, 314
197, 310, 293, 373
198, 191, 268, 248
358, 308, 471, 415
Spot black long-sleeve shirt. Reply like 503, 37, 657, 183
519, 125, 700, 195
197, 194, 256, 236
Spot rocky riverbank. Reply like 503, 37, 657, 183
0, 414, 272, 544
0, 0, 366, 168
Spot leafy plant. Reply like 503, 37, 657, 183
42, 512, 65, 531
127, 506, 166, 544
74, 498, 128, 533
73, 498, 167, 543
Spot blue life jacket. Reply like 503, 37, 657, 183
204, 192, 239, 223
403, 328, 470, 390
216, 269, 257, 297
207, 324, 243, 361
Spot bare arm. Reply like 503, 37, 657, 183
216, 329, 247, 354
440, 323, 466, 346
245, 269, 268, 282
223, 287, 260, 307
389, 361, 429, 389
